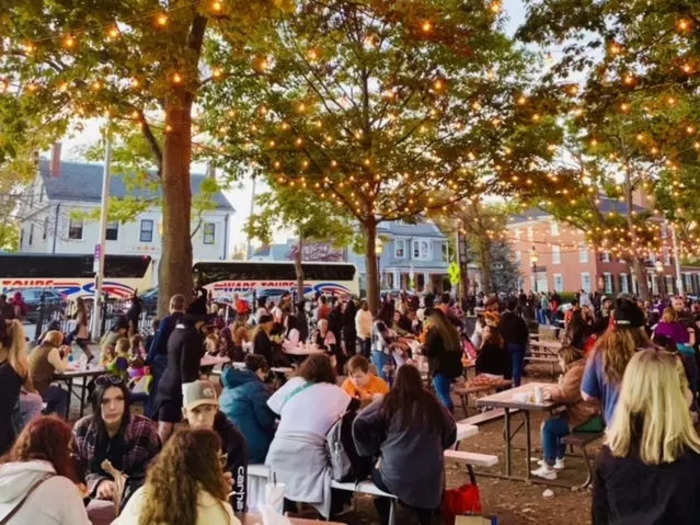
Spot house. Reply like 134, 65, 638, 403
17, 159, 235, 284
507, 197, 700, 296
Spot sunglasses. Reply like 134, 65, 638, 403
95, 374, 125, 387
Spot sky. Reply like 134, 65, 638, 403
52, 0, 529, 252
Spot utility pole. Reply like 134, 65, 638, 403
246, 174, 257, 260
91, 122, 112, 341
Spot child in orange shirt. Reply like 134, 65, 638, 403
341, 355, 390, 404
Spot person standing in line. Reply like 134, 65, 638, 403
499, 297, 529, 387
422, 309, 463, 413
355, 300, 373, 358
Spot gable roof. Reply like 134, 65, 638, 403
377, 220, 445, 238
509, 197, 646, 224
38, 160, 234, 211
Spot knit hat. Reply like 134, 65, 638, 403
484, 311, 500, 327
182, 380, 218, 411
613, 297, 645, 328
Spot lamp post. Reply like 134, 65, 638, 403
531, 246, 539, 293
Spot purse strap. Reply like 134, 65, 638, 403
0, 473, 54, 524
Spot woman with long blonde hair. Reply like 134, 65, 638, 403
0, 319, 30, 454
593, 349, 700, 524
114, 428, 239, 525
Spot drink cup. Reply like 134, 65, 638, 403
534, 386, 544, 404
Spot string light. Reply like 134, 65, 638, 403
63, 35, 76, 49
421, 21, 433, 33
171, 72, 183, 84
155, 13, 168, 27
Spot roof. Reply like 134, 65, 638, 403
38, 160, 234, 211
377, 220, 445, 238
509, 197, 646, 224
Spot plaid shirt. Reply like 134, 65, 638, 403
73, 413, 161, 495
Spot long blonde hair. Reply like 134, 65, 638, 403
595, 327, 638, 384
606, 349, 700, 465
0, 320, 29, 380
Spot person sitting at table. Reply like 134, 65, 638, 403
113, 428, 241, 525
28, 330, 71, 417
0, 415, 91, 525
252, 314, 275, 366
99, 317, 129, 362
220, 354, 276, 464
154, 291, 210, 442
531, 346, 601, 480
265, 354, 353, 519
103, 337, 130, 382
422, 309, 463, 413
73, 375, 161, 524
181, 380, 248, 514
592, 349, 700, 525
284, 314, 303, 345
581, 297, 652, 425
475, 320, 512, 379
341, 355, 389, 405
315, 318, 341, 370
353, 364, 456, 525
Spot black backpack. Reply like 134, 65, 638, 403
326, 408, 372, 482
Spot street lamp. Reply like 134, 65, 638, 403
531, 246, 539, 293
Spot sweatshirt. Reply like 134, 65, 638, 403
0, 460, 90, 525
355, 309, 373, 340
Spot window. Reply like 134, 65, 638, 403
29, 224, 34, 245
20, 229, 24, 248
581, 272, 591, 293
665, 275, 675, 294
554, 273, 564, 292
68, 217, 83, 240
527, 226, 533, 241
411, 239, 432, 260
579, 245, 589, 263
552, 244, 561, 264
441, 242, 448, 262
550, 221, 559, 236
203, 223, 215, 244
139, 219, 154, 242
43, 216, 48, 240
106, 221, 119, 241
601, 251, 610, 263
394, 239, 406, 258
604, 272, 613, 294
620, 273, 629, 294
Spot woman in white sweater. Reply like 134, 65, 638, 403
114, 428, 240, 525
0, 416, 90, 525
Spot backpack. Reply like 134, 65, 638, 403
326, 409, 372, 482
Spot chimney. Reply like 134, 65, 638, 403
50, 142, 62, 178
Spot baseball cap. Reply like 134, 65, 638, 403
182, 380, 219, 411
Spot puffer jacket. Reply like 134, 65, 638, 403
219, 367, 276, 464
548, 359, 600, 427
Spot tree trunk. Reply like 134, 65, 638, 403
157, 98, 194, 316
294, 228, 305, 309
623, 167, 650, 300
364, 220, 379, 315
479, 237, 492, 294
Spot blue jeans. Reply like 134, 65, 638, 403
537, 309, 547, 325
41, 385, 68, 417
542, 416, 570, 465
371, 350, 393, 382
508, 343, 525, 387
432, 373, 454, 412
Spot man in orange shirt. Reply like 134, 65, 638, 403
341, 355, 390, 404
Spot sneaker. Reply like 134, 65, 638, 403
537, 458, 565, 470
531, 465, 557, 480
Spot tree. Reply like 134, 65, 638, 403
1, 1, 282, 315
489, 240, 520, 294
245, 184, 354, 301
204, 0, 561, 312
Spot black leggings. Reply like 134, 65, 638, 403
372, 469, 436, 525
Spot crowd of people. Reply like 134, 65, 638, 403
0, 284, 699, 524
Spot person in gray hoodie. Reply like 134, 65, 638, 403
0, 415, 90, 525
219, 354, 276, 464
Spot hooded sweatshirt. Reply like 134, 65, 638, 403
219, 368, 276, 464
0, 460, 90, 525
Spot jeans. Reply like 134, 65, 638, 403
507, 343, 526, 387
432, 373, 453, 412
359, 338, 371, 358
537, 309, 547, 325
371, 350, 393, 382
41, 385, 68, 417
19, 391, 43, 430
542, 416, 570, 465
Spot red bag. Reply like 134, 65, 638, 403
442, 482, 482, 525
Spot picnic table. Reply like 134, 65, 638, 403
54, 366, 106, 418
282, 341, 325, 356
475, 382, 561, 483
239, 513, 345, 525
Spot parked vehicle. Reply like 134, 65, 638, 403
5, 288, 65, 323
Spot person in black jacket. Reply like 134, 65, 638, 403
499, 297, 529, 387
253, 313, 275, 365
342, 298, 358, 356
154, 291, 210, 442
182, 380, 248, 514
0, 319, 28, 455
593, 349, 700, 525
476, 324, 512, 379
422, 309, 463, 412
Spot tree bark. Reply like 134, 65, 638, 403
624, 166, 650, 300
478, 237, 492, 294
157, 98, 194, 316
364, 220, 379, 315
294, 227, 305, 308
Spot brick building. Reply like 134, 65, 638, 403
507, 198, 700, 297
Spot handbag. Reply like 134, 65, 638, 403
441, 467, 482, 525
0, 474, 54, 524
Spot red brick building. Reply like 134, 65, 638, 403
507, 199, 700, 297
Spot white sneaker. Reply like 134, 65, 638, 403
537, 458, 565, 470
531, 465, 557, 480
